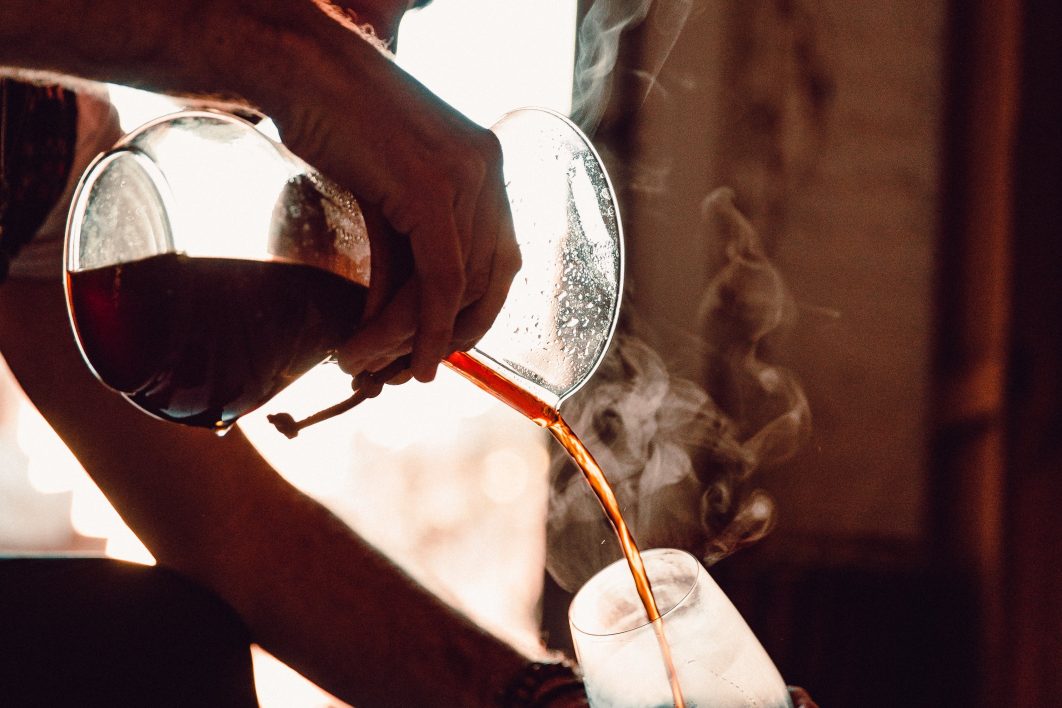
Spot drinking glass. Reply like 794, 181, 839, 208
569, 548, 793, 708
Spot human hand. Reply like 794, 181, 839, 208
245, 2, 520, 383
5, 0, 516, 387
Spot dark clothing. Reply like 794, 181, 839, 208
0, 557, 258, 707
0, 78, 79, 283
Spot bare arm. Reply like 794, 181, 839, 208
0, 1, 393, 106
1, 0, 520, 383
0, 276, 542, 707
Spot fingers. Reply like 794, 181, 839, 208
337, 211, 517, 379
350, 354, 414, 399
372, 129, 513, 381
383, 369, 414, 386
335, 281, 417, 376
406, 206, 464, 382
460, 133, 503, 308
452, 193, 521, 350
272, 32, 516, 384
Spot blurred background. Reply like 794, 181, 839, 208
2, 1, 1060, 706
550, 1, 1059, 706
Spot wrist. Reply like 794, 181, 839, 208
175, 0, 310, 111
497, 657, 588, 708
215, 1, 384, 123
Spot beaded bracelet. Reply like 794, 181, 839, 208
497, 658, 588, 707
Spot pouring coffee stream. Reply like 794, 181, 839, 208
264, 350, 688, 707
64, 107, 686, 705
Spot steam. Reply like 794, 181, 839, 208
546, 188, 811, 592
549, 0, 813, 590
571, 0, 693, 136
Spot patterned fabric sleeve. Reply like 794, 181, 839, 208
0, 78, 80, 283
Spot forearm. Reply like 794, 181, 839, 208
221, 468, 539, 707
0, 1, 430, 181
2, 1, 209, 89
0, 1, 328, 112
0, 277, 540, 707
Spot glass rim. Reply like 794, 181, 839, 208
568, 547, 701, 639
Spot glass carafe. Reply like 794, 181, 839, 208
64, 107, 623, 432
